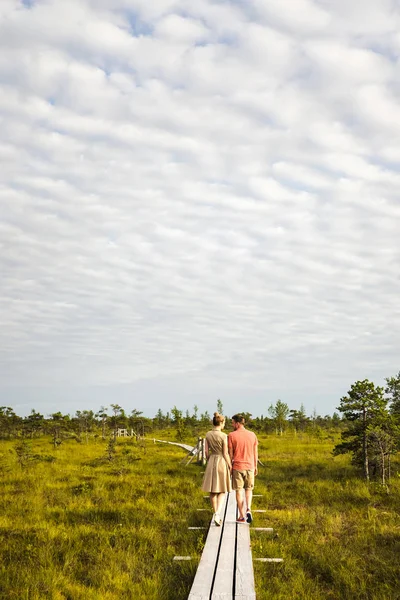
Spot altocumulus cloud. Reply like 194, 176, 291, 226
1, 0, 399, 417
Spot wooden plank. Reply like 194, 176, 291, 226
253, 528, 273, 532
255, 558, 283, 563
235, 508, 256, 600
211, 491, 237, 600
188, 494, 228, 600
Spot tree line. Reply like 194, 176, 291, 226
0, 402, 341, 442
1, 370, 399, 482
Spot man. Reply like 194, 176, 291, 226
228, 414, 258, 524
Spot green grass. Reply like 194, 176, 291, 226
0, 432, 399, 599
253, 435, 400, 600
0, 436, 202, 600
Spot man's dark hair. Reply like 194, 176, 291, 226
231, 414, 245, 424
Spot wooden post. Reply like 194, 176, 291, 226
197, 437, 203, 465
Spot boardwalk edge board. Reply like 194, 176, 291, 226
254, 558, 284, 563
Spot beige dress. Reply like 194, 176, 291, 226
201, 429, 232, 493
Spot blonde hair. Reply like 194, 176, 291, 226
213, 412, 225, 426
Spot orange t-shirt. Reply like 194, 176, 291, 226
228, 428, 258, 471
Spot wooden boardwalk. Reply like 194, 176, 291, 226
153, 438, 195, 453
188, 492, 256, 600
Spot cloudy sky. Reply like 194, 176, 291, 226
1, 0, 399, 420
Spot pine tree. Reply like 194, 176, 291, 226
385, 371, 400, 418
334, 379, 388, 481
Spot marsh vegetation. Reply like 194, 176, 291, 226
0, 430, 399, 599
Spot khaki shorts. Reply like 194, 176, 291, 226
232, 469, 254, 490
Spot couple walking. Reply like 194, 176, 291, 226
202, 413, 258, 526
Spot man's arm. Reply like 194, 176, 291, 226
228, 433, 234, 464
254, 435, 258, 475
222, 437, 232, 471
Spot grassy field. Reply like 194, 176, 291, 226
0, 431, 399, 600
254, 435, 400, 600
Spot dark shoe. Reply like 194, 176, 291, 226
246, 510, 253, 524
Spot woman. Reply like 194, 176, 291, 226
201, 412, 232, 526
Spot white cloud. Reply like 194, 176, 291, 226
154, 14, 209, 42
0, 0, 399, 418
253, 0, 331, 34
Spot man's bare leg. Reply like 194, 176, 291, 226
245, 488, 253, 512
235, 489, 245, 519
245, 488, 253, 523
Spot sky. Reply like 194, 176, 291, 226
1, 0, 399, 420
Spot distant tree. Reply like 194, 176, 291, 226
184, 409, 199, 430
106, 436, 116, 461
75, 410, 95, 443
334, 380, 388, 481
154, 408, 166, 430
386, 370, 400, 418
171, 406, 182, 424
190, 405, 200, 431
110, 404, 126, 438
268, 400, 289, 435
14, 439, 35, 469
331, 412, 341, 428
289, 404, 309, 433
217, 399, 223, 415
200, 411, 211, 428
251, 415, 265, 432
366, 421, 400, 485
261, 415, 275, 433
128, 409, 144, 436
95, 406, 108, 440
0, 407, 20, 438
299, 403, 307, 422
23, 409, 44, 438
47, 412, 71, 448
311, 407, 318, 428
171, 406, 186, 441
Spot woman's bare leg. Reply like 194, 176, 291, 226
216, 492, 226, 516
210, 492, 218, 513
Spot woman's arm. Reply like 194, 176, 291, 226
222, 438, 232, 470
204, 437, 209, 460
